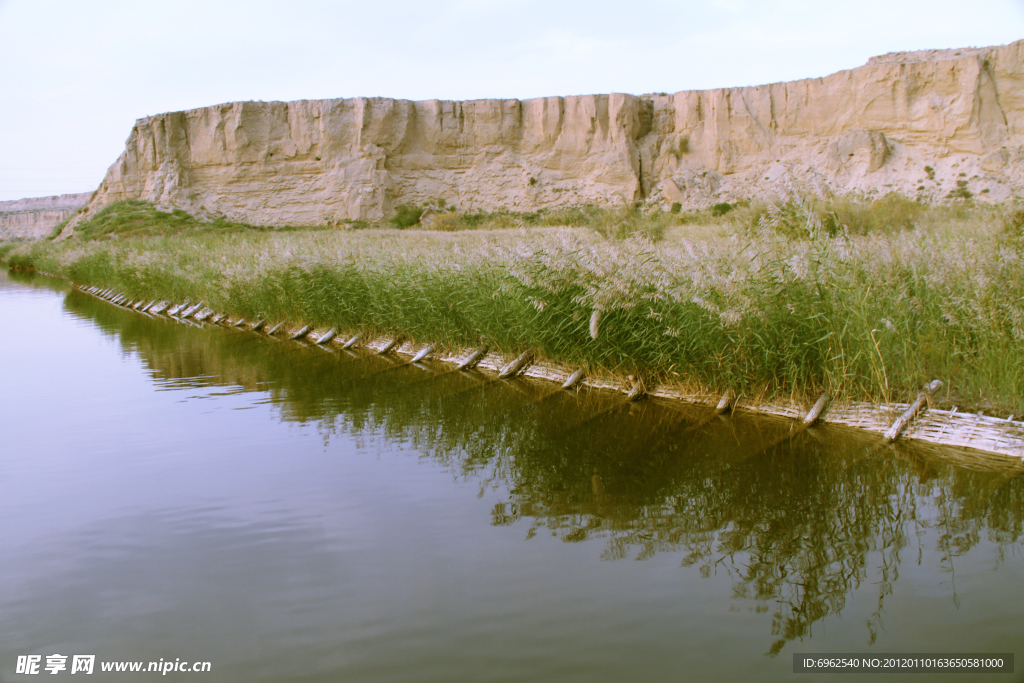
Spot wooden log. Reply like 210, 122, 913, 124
377, 338, 402, 354
457, 347, 488, 370
289, 325, 312, 340
713, 390, 734, 416
626, 378, 646, 402
233, 318, 246, 328
499, 350, 535, 379
411, 344, 435, 362
562, 369, 586, 390
747, 392, 832, 458
803, 392, 830, 426
341, 333, 361, 349
148, 301, 170, 315
251, 320, 266, 332
194, 309, 213, 322
167, 299, 190, 316
210, 314, 226, 324
884, 380, 943, 442
316, 328, 337, 345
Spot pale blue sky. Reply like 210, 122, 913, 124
2, 0, 1023, 201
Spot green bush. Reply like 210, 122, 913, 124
748, 193, 926, 239
1001, 208, 1024, 241
947, 180, 973, 200
0, 242, 22, 262
390, 204, 423, 229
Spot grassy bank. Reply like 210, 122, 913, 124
5, 198, 1024, 415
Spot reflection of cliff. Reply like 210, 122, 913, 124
67, 40, 1024, 229
66, 290, 1024, 655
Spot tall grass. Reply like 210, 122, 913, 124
7, 195, 1024, 415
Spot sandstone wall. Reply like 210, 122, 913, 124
69, 40, 1024, 229
1, 193, 92, 239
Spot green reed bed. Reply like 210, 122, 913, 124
6, 205, 1024, 415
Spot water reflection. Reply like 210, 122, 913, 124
58, 284, 1024, 657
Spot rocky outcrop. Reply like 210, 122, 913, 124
1, 193, 91, 239
69, 40, 1024, 229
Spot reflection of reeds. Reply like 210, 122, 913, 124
8, 205, 1024, 416
57, 287, 1024, 656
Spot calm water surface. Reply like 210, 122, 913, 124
1, 271, 1022, 682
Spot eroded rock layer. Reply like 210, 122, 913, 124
71, 40, 1024, 228
1, 193, 91, 239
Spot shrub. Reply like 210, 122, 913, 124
947, 180, 973, 200
1001, 208, 1024, 240
390, 204, 423, 229
710, 202, 733, 217
749, 193, 924, 239
429, 213, 466, 232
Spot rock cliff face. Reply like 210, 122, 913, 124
1, 193, 91, 239
70, 39, 1024, 229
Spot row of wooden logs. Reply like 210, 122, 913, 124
75, 283, 944, 446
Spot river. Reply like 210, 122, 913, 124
1, 270, 1021, 682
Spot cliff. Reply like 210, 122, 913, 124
1, 193, 92, 239
68, 39, 1024, 229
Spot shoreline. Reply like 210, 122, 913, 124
4, 195, 1024, 466
53, 275, 1024, 469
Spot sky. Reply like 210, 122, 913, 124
2, 0, 1023, 202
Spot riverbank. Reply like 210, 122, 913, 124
4, 197, 1024, 420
